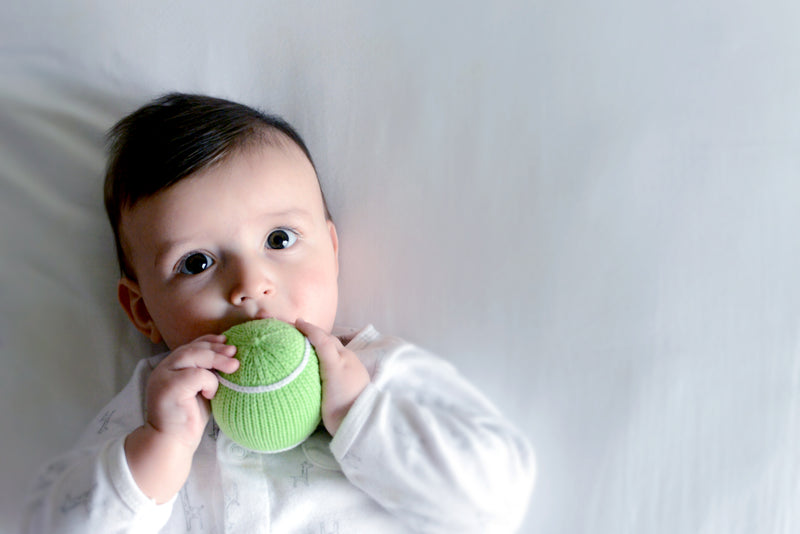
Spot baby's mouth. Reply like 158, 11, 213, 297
252, 309, 274, 321
222, 308, 295, 334
220, 314, 272, 335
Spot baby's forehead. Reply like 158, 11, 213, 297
137, 133, 315, 203
123, 140, 322, 227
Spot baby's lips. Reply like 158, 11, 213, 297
253, 309, 275, 320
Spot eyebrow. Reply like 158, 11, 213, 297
268, 208, 315, 222
152, 239, 193, 272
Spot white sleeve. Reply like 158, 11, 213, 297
330, 332, 536, 534
23, 357, 176, 534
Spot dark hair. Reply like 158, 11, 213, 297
104, 92, 330, 279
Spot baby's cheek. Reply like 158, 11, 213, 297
290, 268, 338, 329
153, 291, 230, 347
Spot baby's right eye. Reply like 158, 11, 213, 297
178, 252, 214, 275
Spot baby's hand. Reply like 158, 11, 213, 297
144, 334, 239, 448
296, 319, 370, 436
125, 334, 238, 503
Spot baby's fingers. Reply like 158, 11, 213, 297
210, 350, 240, 374
295, 319, 365, 381
167, 336, 238, 372
296, 318, 370, 435
295, 319, 344, 362
164, 366, 221, 401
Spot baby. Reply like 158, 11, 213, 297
24, 93, 535, 533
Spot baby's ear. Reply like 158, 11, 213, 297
117, 277, 163, 344
327, 220, 340, 275
328, 220, 339, 259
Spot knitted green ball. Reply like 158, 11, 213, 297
211, 318, 322, 453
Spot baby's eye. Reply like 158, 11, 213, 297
265, 228, 298, 250
178, 252, 214, 275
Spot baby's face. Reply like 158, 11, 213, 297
118, 142, 339, 349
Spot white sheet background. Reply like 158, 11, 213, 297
2, 2, 800, 533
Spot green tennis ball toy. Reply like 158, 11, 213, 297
211, 318, 322, 453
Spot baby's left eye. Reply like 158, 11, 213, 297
265, 228, 298, 250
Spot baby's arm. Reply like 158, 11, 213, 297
125, 334, 238, 503
23, 335, 238, 533
24, 355, 166, 532
301, 327, 536, 533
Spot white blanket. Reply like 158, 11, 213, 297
3, 2, 800, 533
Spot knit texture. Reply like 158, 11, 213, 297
211, 318, 322, 453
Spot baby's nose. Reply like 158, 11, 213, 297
228, 260, 273, 304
